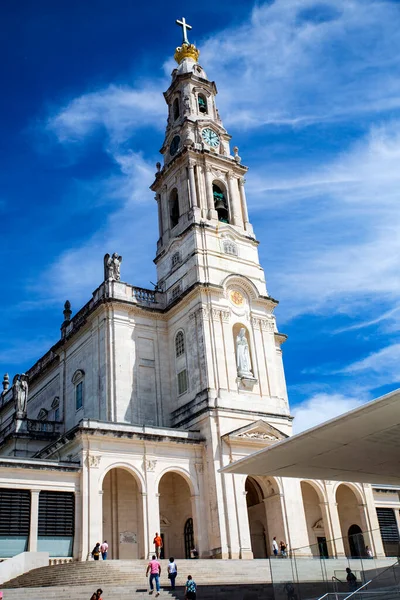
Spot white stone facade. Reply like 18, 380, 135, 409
0, 37, 398, 563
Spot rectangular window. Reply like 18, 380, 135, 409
171, 283, 182, 301
0, 488, 31, 558
75, 382, 83, 411
177, 369, 188, 395
38, 491, 75, 557
376, 508, 400, 557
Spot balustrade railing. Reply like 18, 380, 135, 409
26, 419, 61, 434
132, 286, 156, 303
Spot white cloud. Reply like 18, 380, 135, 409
292, 393, 366, 433
341, 343, 400, 380
201, 0, 400, 127
36, 152, 158, 304
47, 84, 166, 145
251, 120, 400, 322
0, 338, 56, 367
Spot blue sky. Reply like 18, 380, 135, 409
1, 0, 400, 431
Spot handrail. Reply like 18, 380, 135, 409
332, 576, 345, 583
343, 579, 372, 599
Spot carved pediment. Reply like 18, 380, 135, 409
223, 420, 287, 446
160, 514, 171, 527
313, 518, 325, 532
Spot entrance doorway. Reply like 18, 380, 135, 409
184, 518, 194, 558
159, 471, 193, 558
102, 467, 144, 559
348, 524, 366, 558
317, 536, 329, 558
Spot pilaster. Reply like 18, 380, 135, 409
235, 486, 253, 559
228, 174, 243, 227
145, 471, 160, 559
28, 489, 40, 552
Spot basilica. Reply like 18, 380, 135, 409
0, 22, 398, 564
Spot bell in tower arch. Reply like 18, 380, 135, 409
213, 184, 229, 223
198, 94, 207, 114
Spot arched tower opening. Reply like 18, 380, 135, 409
213, 183, 229, 223
169, 188, 180, 228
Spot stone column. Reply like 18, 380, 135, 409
188, 162, 198, 208
239, 178, 253, 234
358, 499, 385, 558
87, 457, 103, 558
222, 471, 241, 558
319, 501, 336, 558
228, 175, 243, 227
28, 489, 40, 552
156, 194, 163, 238
190, 494, 203, 555
193, 463, 208, 558
72, 491, 82, 560
161, 185, 169, 242
327, 501, 346, 557
145, 468, 160, 559
205, 167, 218, 220
141, 492, 149, 560
236, 487, 253, 559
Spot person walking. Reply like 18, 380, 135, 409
91, 542, 101, 561
100, 540, 109, 560
366, 545, 373, 558
346, 567, 357, 592
153, 532, 163, 559
184, 574, 197, 600
146, 554, 161, 597
280, 540, 287, 557
168, 556, 178, 590
272, 537, 279, 557
96, 590, 103, 600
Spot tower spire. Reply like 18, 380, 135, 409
174, 17, 199, 64
176, 17, 192, 45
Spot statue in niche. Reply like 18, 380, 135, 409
13, 373, 28, 417
236, 328, 253, 378
104, 253, 122, 281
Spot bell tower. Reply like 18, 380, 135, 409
151, 18, 267, 304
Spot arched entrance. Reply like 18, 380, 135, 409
300, 482, 328, 558
102, 467, 144, 559
336, 484, 364, 557
159, 471, 193, 559
348, 524, 366, 558
246, 477, 267, 558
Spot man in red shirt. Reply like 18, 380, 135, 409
153, 532, 163, 558
146, 554, 161, 597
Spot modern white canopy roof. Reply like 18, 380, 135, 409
221, 388, 400, 485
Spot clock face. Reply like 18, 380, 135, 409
170, 135, 180, 156
202, 128, 220, 148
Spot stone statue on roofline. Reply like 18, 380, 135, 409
12, 373, 29, 418
104, 253, 122, 281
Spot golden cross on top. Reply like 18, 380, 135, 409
176, 17, 192, 45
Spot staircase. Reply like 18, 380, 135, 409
1, 557, 397, 600
0, 560, 273, 600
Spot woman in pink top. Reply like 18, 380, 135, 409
146, 554, 161, 596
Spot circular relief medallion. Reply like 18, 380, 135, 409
230, 290, 244, 306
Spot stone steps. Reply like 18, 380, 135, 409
1, 557, 397, 593
0, 584, 273, 600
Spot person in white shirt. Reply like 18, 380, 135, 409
100, 540, 109, 560
168, 557, 178, 589
272, 537, 279, 557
